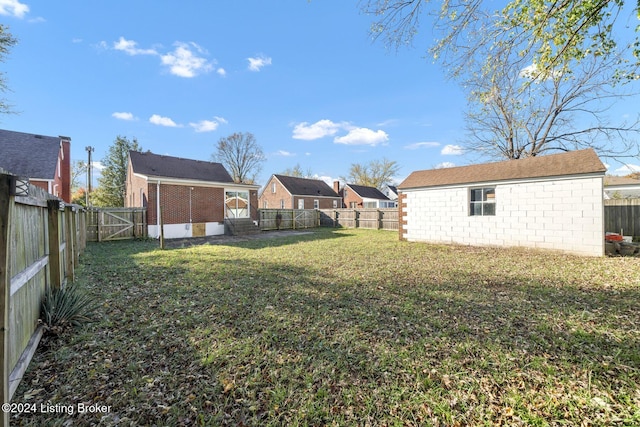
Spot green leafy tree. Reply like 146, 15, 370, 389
212, 132, 265, 184
362, 0, 638, 76
0, 25, 18, 116
342, 158, 399, 190
92, 136, 141, 207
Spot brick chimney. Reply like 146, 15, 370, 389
333, 180, 340, 194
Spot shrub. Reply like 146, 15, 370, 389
40, 285, 98, 335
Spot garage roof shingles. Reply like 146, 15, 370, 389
399, 149, 606, 190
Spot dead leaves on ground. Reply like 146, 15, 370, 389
12, 230, 640, 426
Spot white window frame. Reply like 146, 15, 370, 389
313, 199, 319, 209
271, 182, 276, 193
469, 187, 496, 216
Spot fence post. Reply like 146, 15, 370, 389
64, 206, 74, 284
47, 200, 62, 290
0, 174, 13, 426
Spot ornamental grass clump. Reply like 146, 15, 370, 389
40, 285, 98, 335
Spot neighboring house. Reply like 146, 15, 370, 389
398, 149, 607, 257
340, 183, 394, 208
0, 129, 71, 202
603, 175, 640, 199
259, 174, 341, 209
383, 185, 399, 207
126, 151, 260, 239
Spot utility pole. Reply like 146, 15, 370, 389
85, 146, 94, 206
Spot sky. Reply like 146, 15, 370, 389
1, 0, 638, 190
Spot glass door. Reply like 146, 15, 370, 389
225, 190, 250, 218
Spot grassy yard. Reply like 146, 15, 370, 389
13, 228, 640, 426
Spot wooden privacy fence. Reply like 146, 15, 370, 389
319, 208, 399, 231
259, 209, 320, 230
0, 171, 86, 418
605, 199, 640, 238
87, 207, 147, 241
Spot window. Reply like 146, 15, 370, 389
298, 199, 305, 209
363, 201, 377, 208
333, 200, 338, 208
314, 199, 319, 209
280, 199, 285, 209
263, 201, 268, 209
271, 182, 276, 193
470, 187, 496, 216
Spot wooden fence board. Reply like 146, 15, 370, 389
604, 199, 640, 238
0, 172, 87, 408
259, 209, 319, 230
87, 208, 147, 241
319, 208, 399, 231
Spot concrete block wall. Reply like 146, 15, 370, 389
401, 176, 604, 256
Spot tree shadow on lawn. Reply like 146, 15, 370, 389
164, 228, 354, 250
13, 240, 640, 426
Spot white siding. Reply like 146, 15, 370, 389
402, 176, 604, 256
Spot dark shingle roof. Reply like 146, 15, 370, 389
399, 149, 606, 190
347, 184, 390, 200
129, 151, 234, 183
0, 129, 62, 179
274, 174, 340, 197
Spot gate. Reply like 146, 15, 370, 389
87, 208, 147, 241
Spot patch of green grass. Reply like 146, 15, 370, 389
13, 229, 640, 426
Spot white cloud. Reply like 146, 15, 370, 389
292, 119, 343, 140
217, 68, 227, 77
334, 128, 389, 146
435, 162, 456, 169
276, 150, 295, 157
613, 164, 640, 175
441, 144, 464, 155
404, 141, 440, 150
519, 63, 561, 81
161, 42, 214, 78
112, 112, 136, 121
247, 55, 272, 71
92, 161, 105, 171
113, 37, 158, 56
149, 114, 180, 127
189, 116, 227, 133
213, 116, 228, 124
0, 0, 29, 18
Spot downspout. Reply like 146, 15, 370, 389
156, 180, 161, 228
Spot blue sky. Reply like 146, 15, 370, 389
1, 0, 638, 189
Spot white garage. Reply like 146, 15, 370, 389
398, 149, 607, 257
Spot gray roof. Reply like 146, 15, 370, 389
129, 151, 235, 183
346, 184, 390, 200
0, 129, 63, 179
274, 174, 340, 197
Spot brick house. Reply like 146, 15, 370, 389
126, 151, 260, 239
398, 149, 606, 256
340, 183, 393, 208
259, 174, 341, 209
0, 129, 71, 202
